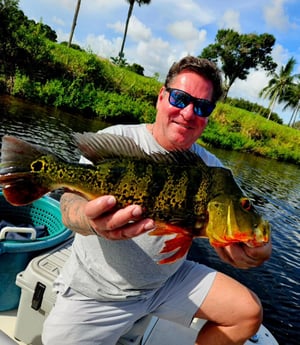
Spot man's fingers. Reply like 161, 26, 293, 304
85, 195, 117, 218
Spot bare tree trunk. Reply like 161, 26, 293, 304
288, 101, 300, 127
119, 1, 135, 58
267, 96, 277, 120
68, 0, 82, 48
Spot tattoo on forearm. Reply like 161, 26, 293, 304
61, 194, 91, 235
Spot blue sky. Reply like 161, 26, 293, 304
19, 0, 300, 124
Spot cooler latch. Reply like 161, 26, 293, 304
31, 281, 46, 310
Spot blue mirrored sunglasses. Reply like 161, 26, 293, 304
166, 87, 215, 117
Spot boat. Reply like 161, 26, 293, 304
0, 236, 279, 345
0, 193, 278, 345
0, 310, 279, 345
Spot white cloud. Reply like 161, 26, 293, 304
219, 9, 241, 32
108, 15, 152, 42
133, 38, 172, 77
178, 1, 214, 24
230, 69, 269, 101
52, 16, 66, 27
85, 34, 122, 58
167, 20, 207, 54
272, 44, 291, 68
263, 0, 294, 31
55, 28, 70, 43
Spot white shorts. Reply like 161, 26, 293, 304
42, 261, 216, 345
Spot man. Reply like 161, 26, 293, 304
42, 56, 271, 345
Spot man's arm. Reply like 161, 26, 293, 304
60, 192, 156, 239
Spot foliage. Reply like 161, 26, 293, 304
200, 103, 300, 164
225, 97, 282, 124
110, 52, 128, 67
200, 29, 277, 99
1, 1, 299, 164
259, 57, 298, 120
0, 0, 56, 87
126, 63, 144, 76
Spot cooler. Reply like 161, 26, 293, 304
13, 236, 151, 345
14, 238, 73, 345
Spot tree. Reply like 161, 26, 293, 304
259, 57, 297, 120
200, 29, 277, 99
118, 0, 151, 59
282, 77, 300, 127
68, 0, 81, 48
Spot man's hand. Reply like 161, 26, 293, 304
85, 195, 156, 240
214, 240, 272, 269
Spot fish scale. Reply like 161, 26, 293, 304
0, 133, 271, 264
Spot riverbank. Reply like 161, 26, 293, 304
1, 42, 300, 164
200, 103, 300, 165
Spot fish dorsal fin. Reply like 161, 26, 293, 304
74, 132, 209, 168
74, 132, 150, 163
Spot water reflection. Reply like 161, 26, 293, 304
1, 95, 107, 160
1, 95, 300, 345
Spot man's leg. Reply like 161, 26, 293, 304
194, 272, 262, 345
42, 289, 146, 345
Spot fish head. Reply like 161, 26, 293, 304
205, 194, 270, 247
199, 166, 270, 248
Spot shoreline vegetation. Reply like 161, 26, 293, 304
2, 42, 299, 165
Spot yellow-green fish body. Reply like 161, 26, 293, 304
0, 133, 270, 264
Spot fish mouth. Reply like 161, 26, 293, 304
208, 202, 271, 247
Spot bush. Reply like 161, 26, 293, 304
93, 91, 156, 123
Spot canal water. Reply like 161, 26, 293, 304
1, 95, 299, 345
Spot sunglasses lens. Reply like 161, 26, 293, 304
169, 90, 189, 109
194, 101, 215, 117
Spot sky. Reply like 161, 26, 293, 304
19, 0, 300, 124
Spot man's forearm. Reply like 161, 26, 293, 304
60, 192, 92, 236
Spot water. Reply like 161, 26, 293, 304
1, 95, 299, 345
188, 148, 300, 345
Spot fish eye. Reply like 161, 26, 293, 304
241, 198, 252, 211
31, 160, 44, 172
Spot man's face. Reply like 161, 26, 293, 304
154, 71, 214, 151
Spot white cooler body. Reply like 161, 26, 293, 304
13, 237, 149, 345
14, 238, 73, 344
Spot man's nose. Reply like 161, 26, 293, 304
180, 103, 195, 120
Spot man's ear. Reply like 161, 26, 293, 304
156, 86, 166, 108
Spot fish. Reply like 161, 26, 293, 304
0, 133, 270, 264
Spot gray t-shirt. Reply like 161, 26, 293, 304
58, 124, 223, 301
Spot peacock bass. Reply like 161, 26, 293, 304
0, 133, 270, 264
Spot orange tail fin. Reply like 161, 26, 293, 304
149, 223, 194, 264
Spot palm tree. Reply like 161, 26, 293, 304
68, 0, 81, 48
259, 57, 297, 120
118, 0, 151, 59
283, 78, 300, 127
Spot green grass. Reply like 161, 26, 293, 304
4, 42, 300, 165
200, 103, 300, 164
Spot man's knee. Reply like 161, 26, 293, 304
241, 291, 263, 336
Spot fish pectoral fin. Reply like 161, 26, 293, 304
148, 222, 190, 236
149, 223, 193, 265
158, 239, 192, 264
